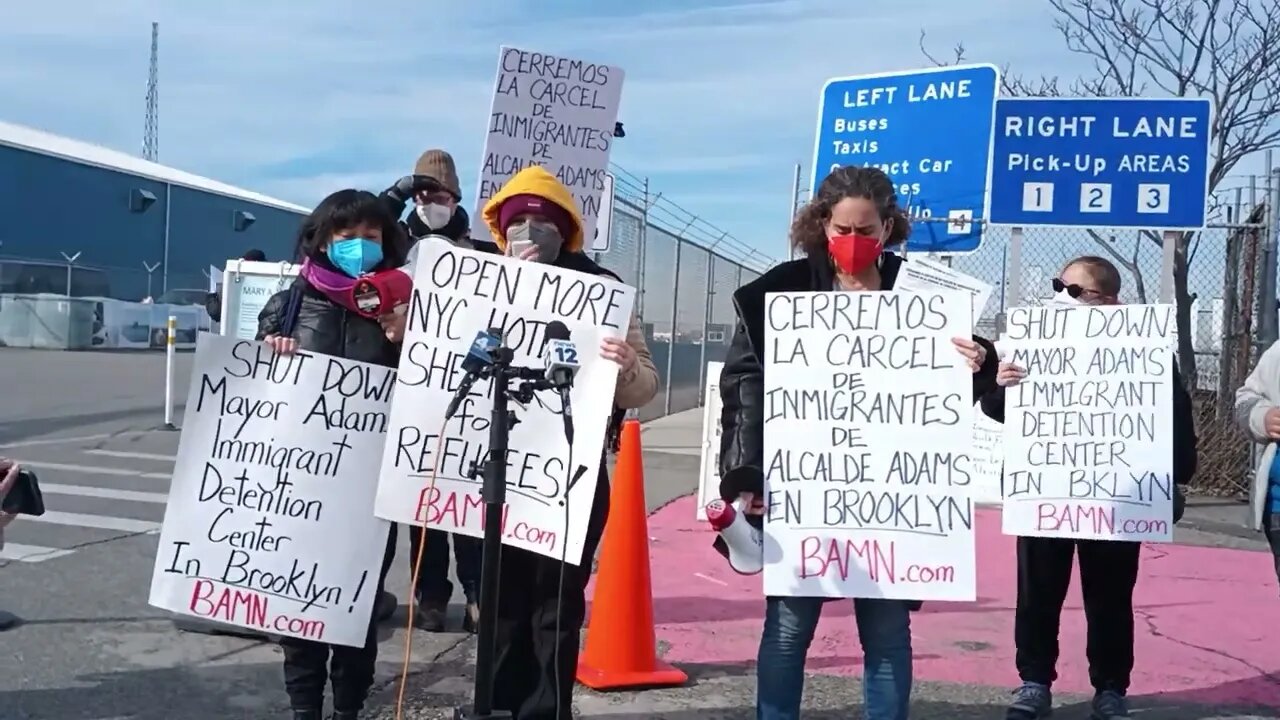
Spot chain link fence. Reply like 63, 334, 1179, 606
596, 164, 774, 422
913, 175, 1278, 496
0, 164, 781, 421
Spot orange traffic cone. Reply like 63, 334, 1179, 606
576, 419, 688, 690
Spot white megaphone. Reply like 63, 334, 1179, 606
706, 498, 764, 575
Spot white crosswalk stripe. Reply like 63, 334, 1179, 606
2, 447, 173, 564
0, 543, 76, 563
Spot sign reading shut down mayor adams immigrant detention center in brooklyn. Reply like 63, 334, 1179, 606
474, 46, 625, 248
1000, 304, 1175, 542
762, 289, 978, 601
374, 242, 635, 566
811, 64, 999, 255
149, 333, 394, 648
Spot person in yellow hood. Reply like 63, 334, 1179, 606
481, 166, 658, 720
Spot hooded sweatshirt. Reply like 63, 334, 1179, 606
482, 166, 586, 255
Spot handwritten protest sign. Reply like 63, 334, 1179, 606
149, 333, 393, 647
375, 243, 635, 564
474, 46, 625, 247
895, 257, 994, 324
971, 404, 1005, 504
762, 290, 976, 601
1000, 304, 1175, 542
696, 361, 725, 521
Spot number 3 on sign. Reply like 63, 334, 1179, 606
1137, 183, 1170, 214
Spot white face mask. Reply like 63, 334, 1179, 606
1047, 289, 1085, 307
416, 202, 454, 229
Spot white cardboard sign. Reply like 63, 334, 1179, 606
149, 333, 393, 647
762, 290, 977, 601
696, 361, 726, 521
219, 260, 301, 341
474, 47, 625, 246
375, 243, 635, 564
1000, 304, 1175, 542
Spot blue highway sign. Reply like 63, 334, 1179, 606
989, 98, 1212, 229
812, 64, 999, 255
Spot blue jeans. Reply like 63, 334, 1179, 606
757, 596, 913, 720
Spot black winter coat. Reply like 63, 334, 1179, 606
255, 278, 400, 369
717, 251, 1000, 502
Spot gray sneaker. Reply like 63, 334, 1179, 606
1090, 690, 1131, 720
1005, 682, 1052, 720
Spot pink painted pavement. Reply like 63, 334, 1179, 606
587, 496, 1280, 705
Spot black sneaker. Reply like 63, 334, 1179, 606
414, 602, 447, 632
1006, 682, 1052, 720
1090, 690, 1131, 720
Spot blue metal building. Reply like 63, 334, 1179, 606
0, 120, 308, 301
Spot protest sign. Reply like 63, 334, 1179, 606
219, 260, 301, 341
895, 257, 994, 324
375, 243, 635, 564
1000, 304, 1175, 542
148, 333, 393, 648
971, 404, 1005, 504
696, 361, 725, 521
762, 290, 977, 601
474, 46, 625, 246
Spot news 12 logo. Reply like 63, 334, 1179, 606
547, 339, 579, 366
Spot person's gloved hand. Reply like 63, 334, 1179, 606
385, 174, 444, 204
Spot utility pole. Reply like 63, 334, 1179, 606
143, 22, 159, 161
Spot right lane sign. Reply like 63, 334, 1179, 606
988, 98, 1213, 230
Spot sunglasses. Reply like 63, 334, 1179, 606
1051, 278, 1106, 299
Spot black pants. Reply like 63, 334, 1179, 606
1014, 535, 1141, 694
409, 525, 482, 605
492, 471, 610, 720
281, 524, 398, 712
1264, 508, 1280, 588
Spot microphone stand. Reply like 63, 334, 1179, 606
456, 346, 555, 720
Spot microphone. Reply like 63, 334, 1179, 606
706, 499, 764, 575
542, 321, 578, 444
446, 328, 502, 420
351, 266, 413, 318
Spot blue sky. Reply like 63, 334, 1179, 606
0, 0, 1269, 264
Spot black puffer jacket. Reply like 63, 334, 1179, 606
255, 277, 400, 368
718, 251, 999, 503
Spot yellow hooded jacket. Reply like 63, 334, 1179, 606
481, 166, 585, 254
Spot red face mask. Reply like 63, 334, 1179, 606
828, 234, 883, 275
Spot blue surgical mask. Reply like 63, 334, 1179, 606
327, 237, 383, 277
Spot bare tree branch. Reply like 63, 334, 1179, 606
921, 0, 1280, 388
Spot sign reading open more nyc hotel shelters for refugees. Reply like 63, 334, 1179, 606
762, 289, 978, 601
149, 333, 393, 648
1000, 304, 1176, 542
473, 46, 625, 247
374, 242, 635, 565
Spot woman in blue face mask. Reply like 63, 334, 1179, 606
256, 188, 409, 720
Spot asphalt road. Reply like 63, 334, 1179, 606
0, 349, 702, 720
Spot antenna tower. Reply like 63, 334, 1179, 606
143, 22, 159, 161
